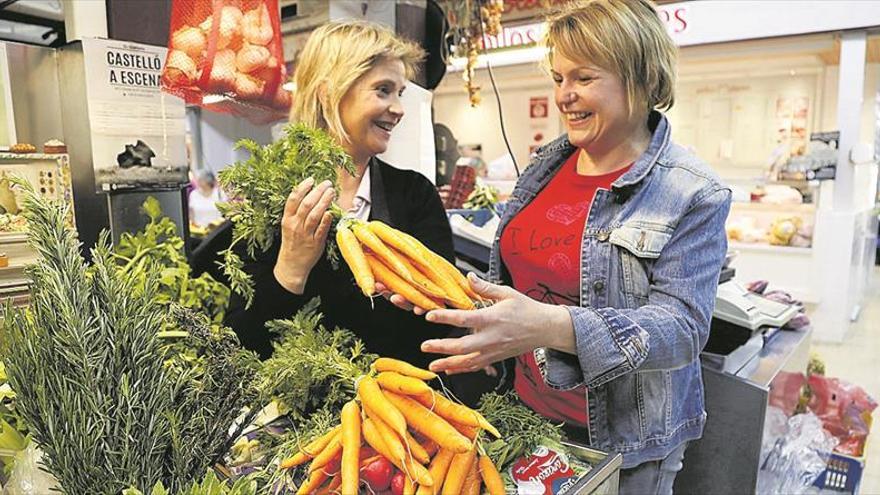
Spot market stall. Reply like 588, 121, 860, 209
433, 1, 880, 342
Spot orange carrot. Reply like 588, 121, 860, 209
404, 429, 431, 465
451, 421, 480, 441
360, 454, 383, 468
366, 221, 429, 268
395, 249, 448, 299
430, 252, 482, 309
316, 472, 342, 495
337, 224, 375, 297
281, 425, 342, 469
296, 465, 330, 495
417, 448, 455, 495
372, 357, 438, 381
362, 418, 434, 487
384, 392, 472, 453
353, 222, 412, 281
308, 430, 343, 473
429, 249, 482, 303
357, 376, 408, 437
364, 406, 407, 465
441, 449, 477, 495
365, 254, 442, 310
423, 439, 440, 458
405, 476, 417, 495
479, 454, 505, 495
414, 391, 501, 438
377, 371, 433, 396
463, 456, 481, 495
394, 231, 475, 309
340, 401, 361, 495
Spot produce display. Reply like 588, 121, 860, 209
162, 0, 290, 121
114, 197, 230, 322
278, 357, 505, 495
337, 220, 481, 310
462, 184, 500, 212
0, 179, 260, 493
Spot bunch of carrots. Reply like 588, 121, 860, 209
336, 220, 483, 311
280, 357, 505, 495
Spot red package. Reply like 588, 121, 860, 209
162, 0, 291, 123
445, 165, 476, 209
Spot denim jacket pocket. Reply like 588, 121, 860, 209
609, 225, 672, 307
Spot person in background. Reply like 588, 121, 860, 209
224, 21, 456, 370
392, 1, 731, 493
188, 170, 226, 232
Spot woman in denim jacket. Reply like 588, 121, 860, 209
407, 1, 731, 493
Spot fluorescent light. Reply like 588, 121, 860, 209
447, 46, 548, 72
283, 81, 296, 92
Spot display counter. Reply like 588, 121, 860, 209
675, 327, 812, 495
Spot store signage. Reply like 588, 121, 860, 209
481, 22, 544, 51
529, 96, 548, 119
82, 38, 187, 193
656, 5, 688, 35
657, 1, 880, 47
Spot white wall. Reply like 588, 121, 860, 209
819, 63, 880, 143
197, 110, 276, 176
433, 62, 562, 171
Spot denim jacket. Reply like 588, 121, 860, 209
488, 112, 731, 469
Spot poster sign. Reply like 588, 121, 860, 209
82, 38, 188, 192
530, 96, 548, 119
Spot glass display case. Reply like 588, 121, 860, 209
0, 152, 73, 306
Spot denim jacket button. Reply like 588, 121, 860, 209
597, 231, 610, 242
593, 280, 605, 292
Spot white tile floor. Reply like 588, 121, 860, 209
810, 267, 880, 495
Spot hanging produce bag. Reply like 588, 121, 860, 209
161, 0, 291, 123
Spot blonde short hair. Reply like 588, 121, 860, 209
544, 0, 677, 115
290, 20, 425, 144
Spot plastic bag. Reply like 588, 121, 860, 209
807, 374, 877, 456
757, 409, 838, 495
161, 0, 291, 123
3, 443, 59, 494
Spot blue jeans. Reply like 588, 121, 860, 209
618, 442, 689, 495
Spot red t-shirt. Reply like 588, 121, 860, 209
500, 152, 631, 427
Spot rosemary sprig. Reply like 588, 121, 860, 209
217, 123, 356, 306
0, 179, 261, 493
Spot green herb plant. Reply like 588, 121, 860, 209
257, 298, 376, 422
0, 180, 260, 494
477, 391, 565, 471
114, 197, 230, 322
217, 123, 356, 305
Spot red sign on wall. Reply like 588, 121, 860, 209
529, 96, 548, 119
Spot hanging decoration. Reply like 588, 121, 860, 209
442, 0, 504, 107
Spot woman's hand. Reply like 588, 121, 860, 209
420, 274, 577, 374
273, 177, 336, 294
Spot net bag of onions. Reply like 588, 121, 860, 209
161, 0, 291, 123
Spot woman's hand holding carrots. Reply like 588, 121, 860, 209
274, 177, 336, 294
421, 273, 578, 375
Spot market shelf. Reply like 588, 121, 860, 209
728, 241, 813, 255
729, 202, 817, 213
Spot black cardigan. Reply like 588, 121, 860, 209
224, 159, 455, 368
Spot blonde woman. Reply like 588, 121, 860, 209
394, 1, 731, 493
225, 21, 454, 368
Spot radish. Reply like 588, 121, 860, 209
390, 471, 405, 495
362, 457, 395, 492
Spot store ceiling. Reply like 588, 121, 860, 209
0, 0, 64, 47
